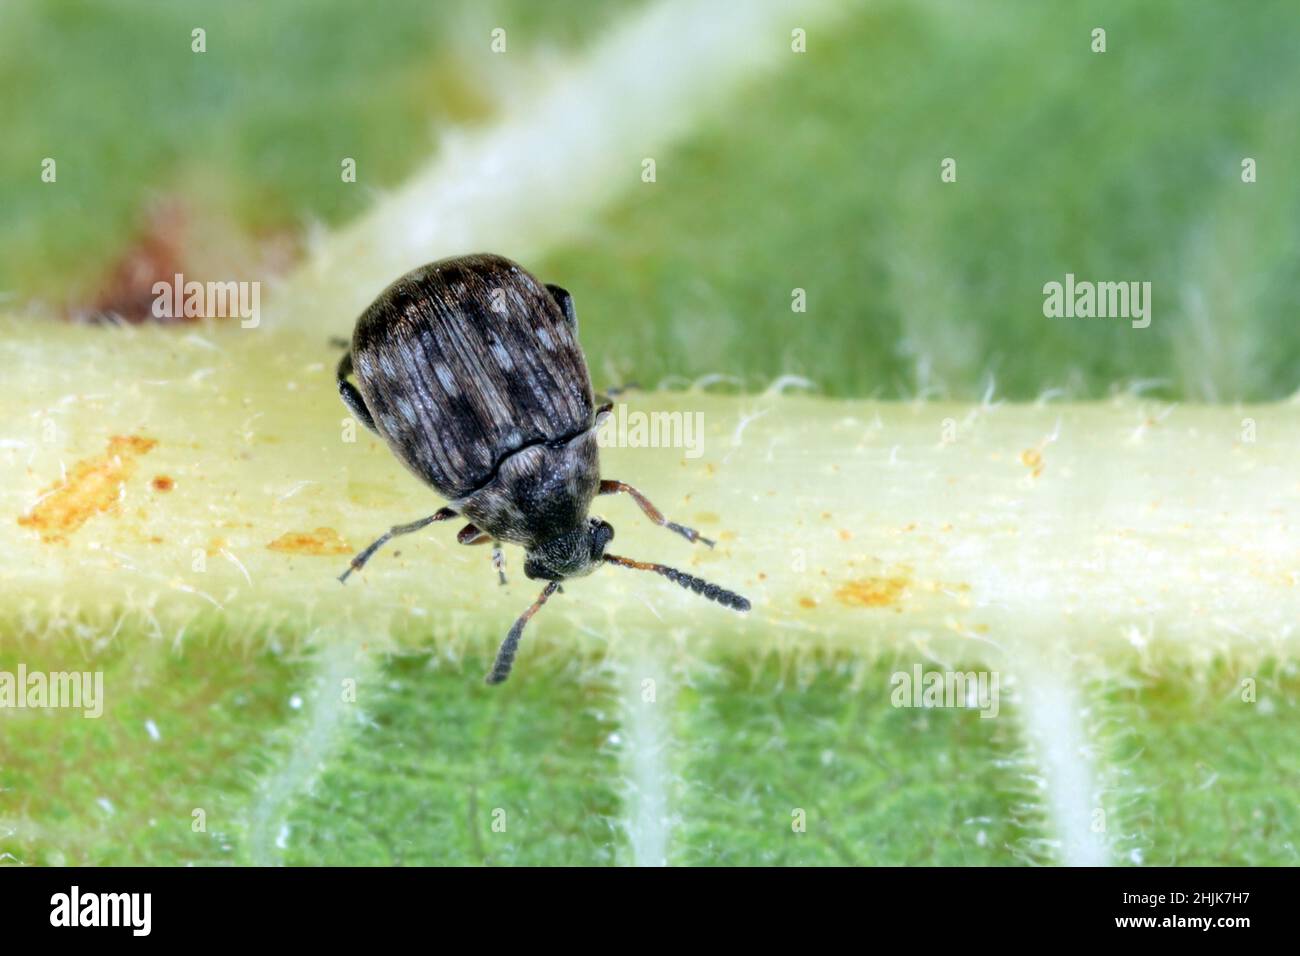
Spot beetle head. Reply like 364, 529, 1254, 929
490, 520, 749, 687
523, 518, 615, 581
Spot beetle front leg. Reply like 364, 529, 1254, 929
338, 507, 457, 583
599, 479, 715, 548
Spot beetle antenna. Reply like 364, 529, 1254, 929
603, 553, 751, 611
486, 580, 561, 685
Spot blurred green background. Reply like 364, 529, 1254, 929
5, 0, 1298, 399
2, 0, 1298, 866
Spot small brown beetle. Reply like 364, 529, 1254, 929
336, 253, 750, 683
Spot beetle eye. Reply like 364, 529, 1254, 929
591, 520, 614, 555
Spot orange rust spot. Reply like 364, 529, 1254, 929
17, 435, 158, 543
267, 527, 352, 556
1019, 448, 1045, 478
151, 475, 175, 492
836, 575, 909, 609
798, 596, 817, 609
837, 528, 853, 541
207, 536, 229, 556
757, 571, 768, 581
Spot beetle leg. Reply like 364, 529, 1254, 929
604, 382, 639, 399
338, 507, 456, 583
456, 523, 490, 545
492, 544, 508, 587
338, 380, 377, 435
336, 350, 379, 436
599, 479, 715, 548
545, 284, 577, 331
595, 381, 640, 409
456, 524, 508, 584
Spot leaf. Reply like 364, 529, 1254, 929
3, 0, 1299, 867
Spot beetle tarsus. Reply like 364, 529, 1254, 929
600, 479, 716, 549
493, 544, 507, 586
666, 520, 715, 548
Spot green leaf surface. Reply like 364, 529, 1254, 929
2, 0, 1298, 868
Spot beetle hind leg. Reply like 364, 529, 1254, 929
599, 479, 716, 548
337, 350, 379, 435
545, 283, 577, 331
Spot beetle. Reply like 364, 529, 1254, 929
335, 253, 750, 684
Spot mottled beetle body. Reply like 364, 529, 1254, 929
337, 253, 749, 683
351, 255, 602, 571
